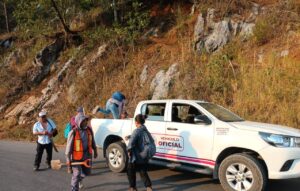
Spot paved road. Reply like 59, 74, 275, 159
0, 140, 300, 191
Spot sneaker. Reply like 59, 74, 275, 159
47, 164, 51, 169
79, 181, 84, 189
33, 166, 39, 171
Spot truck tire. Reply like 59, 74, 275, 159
218, 153, 267, 191
106, 141, 128, 173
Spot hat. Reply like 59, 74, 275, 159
38, 111, 47, 117
77, 106, 84, 113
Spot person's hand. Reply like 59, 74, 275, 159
66, 161, 71, 166
125, 135, 131, 141
43, 131, 48, 135
67, 166, 73, 174
128, 151, 131, 157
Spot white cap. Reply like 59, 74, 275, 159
38, 111, 47, 117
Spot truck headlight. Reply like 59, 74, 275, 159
259, 132, 300, 148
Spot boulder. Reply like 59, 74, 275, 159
151, 64, 179, 100
239, 23, 255, 40
206, 8, 216, 29
43, 92, 61, 108
194, 13, 205, 50
91, 44, 107, 64
150, 70, 165, 92
205, 20, 232, 53
194, 7, 258, 53
67, 84, 78, 104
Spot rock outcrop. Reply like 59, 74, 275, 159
194, 4, 261, 53
150, 64, 179, 100
27, 38, 65, 86
139, 65, 148, 86
4, 57, 74, 124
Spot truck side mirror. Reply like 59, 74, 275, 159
194, 115, 212, 125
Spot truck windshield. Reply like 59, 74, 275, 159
198, 103, 244, 122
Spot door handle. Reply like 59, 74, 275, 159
167, 127, 178, 131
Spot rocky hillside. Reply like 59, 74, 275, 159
0, 0, 299, 143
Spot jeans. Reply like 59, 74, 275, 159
127, 162, 152, 188
71, 165, 91, 191
98, 101, 119, 119
34, 142, 53, 167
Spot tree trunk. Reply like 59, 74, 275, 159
3, 2, 9, 33
50, 0, 74, 34
112, 0, 118, 23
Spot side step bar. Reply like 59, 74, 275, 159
149, 159, 213, 175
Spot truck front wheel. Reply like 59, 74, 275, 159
219, 153, 267, 191
106, 141, 128, 172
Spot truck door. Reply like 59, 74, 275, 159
164, 102, 215, 168
140, 102, 167, 154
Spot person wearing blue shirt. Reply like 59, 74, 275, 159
33, 110, 57, 171
93, 91, 126, 119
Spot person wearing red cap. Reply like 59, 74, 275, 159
32, 110, 57, 171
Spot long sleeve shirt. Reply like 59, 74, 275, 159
127, 125, 150, 163
65, 127, 96, 163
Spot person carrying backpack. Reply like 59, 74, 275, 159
127, 114, 155, 191
92, 91, 126, 119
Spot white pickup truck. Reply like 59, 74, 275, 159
91, 99, 300, 191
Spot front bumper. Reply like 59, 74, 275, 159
259, 146, 300, 179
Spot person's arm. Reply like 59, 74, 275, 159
121, 100, 126, 114
127, 129, 140, 151
89, 127, 98, 158
65, 130, 75, 164
46, 118, 57, 137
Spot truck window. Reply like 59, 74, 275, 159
172, 104, 202, 124
141, 103, 166, 121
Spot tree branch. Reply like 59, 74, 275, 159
3, 1, 10, 33
50, 0, 75, 34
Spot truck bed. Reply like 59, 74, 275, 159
90, 118, 133, 148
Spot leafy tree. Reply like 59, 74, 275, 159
13, 0, 97, 38
114, 0, 150, 43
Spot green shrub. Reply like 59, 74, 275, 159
253, 19, 274, 45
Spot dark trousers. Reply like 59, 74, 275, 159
34, 142, 53, 167
127, 162, 152, 188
